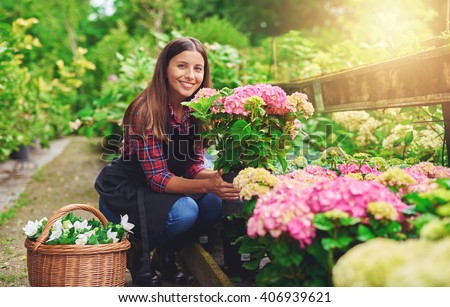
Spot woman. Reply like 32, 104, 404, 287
95, 37, 240, 286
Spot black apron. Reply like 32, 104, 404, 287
94, 125, 198, 242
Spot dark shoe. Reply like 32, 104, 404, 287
127, 236, 161, 287
129, 256, 161, 287
153, 248, 187, 285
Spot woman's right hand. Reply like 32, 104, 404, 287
209, 170, 241, 201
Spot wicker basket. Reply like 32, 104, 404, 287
24, 204, 131, 287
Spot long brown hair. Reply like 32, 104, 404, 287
122, 37, 212, 142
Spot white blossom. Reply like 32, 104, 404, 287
48, 228, 62, 242
75, 233, 88, 245
62, 220, 73, 230
120, 215, 135, 233
107, 229, 119, 243
23, 220, 39, 237
73, 220, 91, 231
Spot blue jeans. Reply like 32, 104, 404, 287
99, 193, 222, 248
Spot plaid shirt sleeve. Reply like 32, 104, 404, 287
134, 133, 174, 193
184, 147, 206, 179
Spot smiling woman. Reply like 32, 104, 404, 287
94, 37, 240, 287
166, 50, 205, 110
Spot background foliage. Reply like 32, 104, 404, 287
0, 0, 446, 163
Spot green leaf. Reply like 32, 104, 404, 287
436, 178, 450, 190
392, 138, 403, 147
321, 238, 338, 251
335, 235, 353, 249
269, 238, 304, 267
242, 258, 261, 270
230, 119, 249, 135
243, 199, 256, 217
88, 235, 99, 245
256, 263, 282, 286
386, 221, 402, 234
339, 217, 361, 226
239, 124, 252, 140
277, 153, 288, 173
356, 225, 375, 241
313, 214, 335, 231
404, 131, 414, 145
181, 96, 214, 116
403, 192, 435, 213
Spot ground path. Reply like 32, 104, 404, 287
0, 136, 234, 287
0, 136, 106, 286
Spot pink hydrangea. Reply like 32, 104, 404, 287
191, 87, 225, 114
307, 177, 407, 218
223, 84, 288, 116
401, 166, 439, 195
223, 93, 249, 115
304, 165, 338, 179
338, 163, 379, 175
286, 92, 314, 119
248, 176, 407, 248
406, 162, 450, 179
277, 170, 330, 192
247, 179, 316, 248
256, 84, 288, 115
192, 87, 218, 101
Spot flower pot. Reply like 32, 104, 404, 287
221, 216, 256, 282
221, 172, 244, 216
9, 145, 30, 161
220, 171, 256, 281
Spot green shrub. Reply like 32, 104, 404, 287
184, 16, 250, 49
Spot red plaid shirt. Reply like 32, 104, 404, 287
123, 104, 205, 192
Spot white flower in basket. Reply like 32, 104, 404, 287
23, 207, 134, 245
24, 204, 133, 287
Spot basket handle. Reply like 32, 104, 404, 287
33, 204, 110, 250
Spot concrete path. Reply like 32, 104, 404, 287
0, 138, 72, 213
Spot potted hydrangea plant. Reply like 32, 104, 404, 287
183, 83, 314, 174
183, 84, 314, 279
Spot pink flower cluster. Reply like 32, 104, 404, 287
406, 162, 450, 179
304, 165, 338, 179
307, 177, 407, 218
247, 179, 316, 248
248, 176, 408, 248
223, 84, 288, 116
337, 163, 380, 175
286, 91, 315, 119
191, 88, 223, 114
192, 88, 218, 100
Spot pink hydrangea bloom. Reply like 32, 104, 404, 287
309, 177, 407, 219
401, 166, 439, 195
360, 164, 379, 174
338, 163, 380, 175
338, 163, 359, 174
248, 176, 407, 248
286, 92, 314, 119
223, 84, 288, 116
247, 179, 316, 248
192, 88, 218, 101
223, 94, 249, 115
304, 165, 338, 179
406, 162, 450, 179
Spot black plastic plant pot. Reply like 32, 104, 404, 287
221, 216, 256, 282
9, 145, 30, 161
221, 172, 244, 216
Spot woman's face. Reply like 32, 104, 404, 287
167, 50, 205, 104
